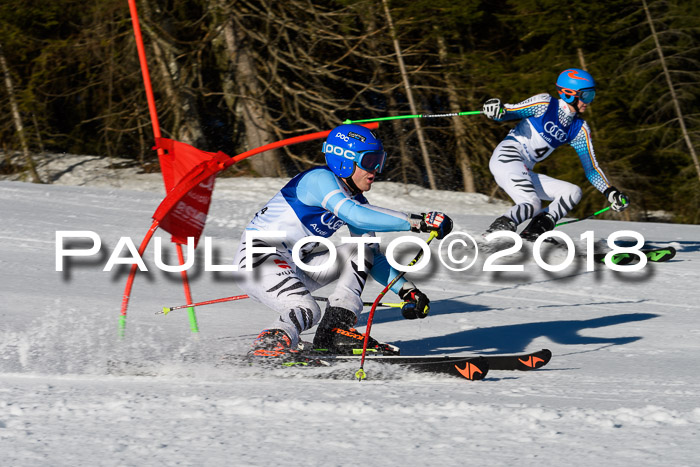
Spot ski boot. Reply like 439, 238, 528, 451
485, 216, 517, 234
249, 329, 296, 358
520, 212, 556, 242
248, 329, 326, 366
312, 305, 400, 356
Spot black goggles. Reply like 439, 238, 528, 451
356, 150, 386, 173
559, 86, 596, 104
578, 88, 596, 104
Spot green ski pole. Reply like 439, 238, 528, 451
556, 206, 611, 227
343, 111, 481, 125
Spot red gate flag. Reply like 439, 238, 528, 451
151, 138, 230, 246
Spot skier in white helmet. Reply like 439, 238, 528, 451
482, 68, 630, 240
232, 124, 453, 360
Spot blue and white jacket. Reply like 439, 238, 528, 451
245, 167, 413, 292
496, 93, 611, 192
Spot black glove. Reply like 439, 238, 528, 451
409, 212, 454, 240
483, 98, 505, 120
604, 186, 630, 212
399, 283, 430, 320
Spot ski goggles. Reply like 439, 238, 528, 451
577, 88, 596, 104
356, 150, 387, 173
558, 86, 596, 104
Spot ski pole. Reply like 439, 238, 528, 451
315, 296, 406, 309
555, 206, 611, 227
343, 110, 481, 125
158, 294, 250, 315
159, 294, 405, 315
356, 230, 439, 381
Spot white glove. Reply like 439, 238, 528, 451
483, 98, 505, 120
604, 186, 630, 212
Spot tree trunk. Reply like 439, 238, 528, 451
140, 0, 205, 148
567, 15, 598, 130
0, 42, 42, 184
362, 7, 410, 185
437, 33, 474, 192
642, 0, 700, 182
381, 0, 436, 189
214, 1, 282, 177
389, 95, 411, 186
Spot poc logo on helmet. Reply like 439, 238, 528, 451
323, 142, 356, 160
334, 131, 350, 142
544, 121, 567, 143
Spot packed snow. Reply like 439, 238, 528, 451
1, 154, 699, 466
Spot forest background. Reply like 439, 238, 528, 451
1, 0, 698, 223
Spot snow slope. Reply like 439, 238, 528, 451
1, 159, 699, 466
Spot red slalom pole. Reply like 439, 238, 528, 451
355, 231, 438, 381
128, 0, 161, 140
221, 122, 379, 170
125, 0, 198, 334
119, 220, 159, 336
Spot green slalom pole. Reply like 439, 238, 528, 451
187, 306, 199, 333
343, 110, 481, 125
118, 315, 126, 338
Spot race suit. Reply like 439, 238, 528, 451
489, 93, 612, 224
232, 166, 414, 346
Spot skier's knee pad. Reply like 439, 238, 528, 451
567, 185, 583, 205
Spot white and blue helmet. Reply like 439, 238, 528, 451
323, 124, 386, 178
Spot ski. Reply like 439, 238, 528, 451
274, 348, 552, 381
334, 354, 492, 381
592, 247, 676, 266
480, 348, 552, 371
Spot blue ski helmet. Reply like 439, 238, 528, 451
323, 124, 386, 178
556, 68, 596, 104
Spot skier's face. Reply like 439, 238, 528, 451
351, 164, 377, 192
573, 99, 588, 113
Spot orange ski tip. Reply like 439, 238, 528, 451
455, 362, 484, 380
518, 356, 545, 368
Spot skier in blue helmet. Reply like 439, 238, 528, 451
482, 68, 630, 240
232, 123, 453, 361
323, 124, 387, 179
555, 68, 597, 106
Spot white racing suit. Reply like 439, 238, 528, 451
232, 167, 414, 347
489, 93, 612, 225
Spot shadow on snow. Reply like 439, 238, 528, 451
361, 307, 658, 356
